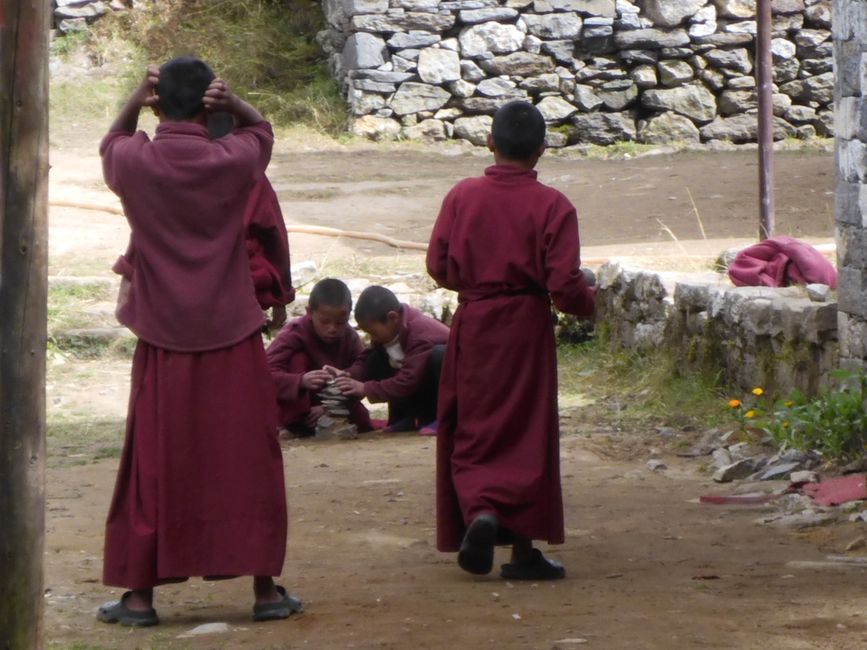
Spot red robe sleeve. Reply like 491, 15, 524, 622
362, 340, 429, 404
265, 325, 307, 402
244, 178, 295, 309
543, 197, 596, 318
426, 187, 457, 290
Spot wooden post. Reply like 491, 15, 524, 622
756, 0, 775, 240
0, 1, 49, 648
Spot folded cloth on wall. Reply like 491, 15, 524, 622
728, 236, 837, 288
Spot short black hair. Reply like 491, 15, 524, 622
156, 56, 215, 121
491, 100, 546, 160
355, 286, 401, 324
309, 278, 352, 311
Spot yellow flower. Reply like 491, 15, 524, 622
745, 410, 757, 419
784, 401, 794, 408
752, 387, 764, 396
728, 399, 741, 408
782, 421, 790, 428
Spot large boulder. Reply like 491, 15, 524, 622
454, 115, 493, 146
417, 48, 461, 84
638, 112, 701, 143
390, 82, 452, 115
699, 113, 796, 142
641, 83, 717, 123
570, 111, 637, 144
459, 23, 525, 58
479, 52, 555, 76
342, 33, 388, 70
350, 115, 402, 141
641, 0, 707, 27
522, 13, 583, 39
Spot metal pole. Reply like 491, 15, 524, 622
756, 0, 775, 240
0, 0, 50, 648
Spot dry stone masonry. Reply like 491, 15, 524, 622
52, 0, 133, 34
834, 0, 867, 373
317, 0, 835, 146
595, 263, 838, 395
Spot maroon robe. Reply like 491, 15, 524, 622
100, 121, 287, 588
265, 314, 370, 428
244, 178, 294, 309
346, 304, 449, 404
426, 164, 595, 552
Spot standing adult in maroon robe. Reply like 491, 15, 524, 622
97, 58, 299, 627
426, 101, 595, 580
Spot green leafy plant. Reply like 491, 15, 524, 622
727, 371, 867, 463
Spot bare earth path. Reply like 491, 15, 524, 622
44, 132, 867, 649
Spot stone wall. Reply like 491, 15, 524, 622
317, 0, 834, 146
596, 263, 838, 395
834, 0, 867, 373
52, 1, 133, 33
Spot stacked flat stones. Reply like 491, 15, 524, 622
834, 0, 867, 374
315, 381, 359, 439
318, 0, 834, 146
52, 0, 132, 34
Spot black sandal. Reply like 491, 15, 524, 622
253, 585, 304, 622
457, 513, 499, 575
96, 592, 159, 627
500, 548, 566, 581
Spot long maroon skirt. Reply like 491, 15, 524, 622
103, 334, 287, 589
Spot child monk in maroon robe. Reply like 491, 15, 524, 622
332, 286, 449, 432
266, 278, 372, 436
426, 101, 595, 580
97, 58, 300, 627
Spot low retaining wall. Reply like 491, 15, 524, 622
318, 0, 834, 146
596, 262, 839, 395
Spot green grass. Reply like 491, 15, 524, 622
48, 282, 114, 332
557, 340, 730, 431
78, 0, 346, 132
47, 418, 125, 468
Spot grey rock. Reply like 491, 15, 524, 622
402, 118, 449, 141
638, 112, 701, 143
434, 107, 463, 120
806, 284, 832, 302
727, 75, 756, 89
711, 447, 733, 469
476, 77, 518, 96
772, 0, 804, 13
689, 20, 718, 37
348, 90, 387, 115
459, 7, 519, 23
449, 78, 477, 98
793, 28, 829, 49
718, 89, 757, 115
703, 48, 753, 75
57, 17, 88, 33
342, 0, 389, 15
802, 71, 833, 104
759, 461, 802, 481
641, 83, 717, 123
760, 510, 836, 528
800, 58, 832, 76
350, 115, 402, 140
804, 0, 831, 27
773, 58, 800, 83
454, 115, 493, 145
393, 0, 440, 9
459, 22, 525, 58
660, 46, 694, 59
390, 82, 451, 115
536, 95, 577, 122
642, 0, 706, 27
691, 31, 753, 46
523, 13, 583, 39
54, 1, 107, 19
343, 32, 388, 70
573, 84, 604, 109
392, 55, 417, 73
614, 28, 690, 49
772, 92, 792, 116
646, 459, 668, 472
714, 0, 756, 19
351, 79, 397, 93
541, 40, 577, 64
570, 111, 637, 144
456, 96, 523, 114
350, 69, 415, 83
460, 59, 487, 82
784, 104, 816, 123
524, 34, 543, 54
620, 49, 658, 65
631, 65, 658, 88
773, 12, 804, 31
699, 113, 796, 142
724, 19, 757, 34
557, 0, 615, 16
616, 12, 643, 30
545, 131, 569, 148
520, 73, 561, 93
479, 52, 555, 76
771, 38, 797, 60
658, 60, 693, 87
417, 48, 461, 84
387, 32, 441, 49
598, 83, 638, 110
713, 458, 758, 483
351, 12, 457, 32
790, 470, 818, 484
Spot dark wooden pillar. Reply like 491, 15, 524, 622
0, 1, 50, 648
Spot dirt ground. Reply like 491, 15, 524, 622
43, 124, 867, 650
